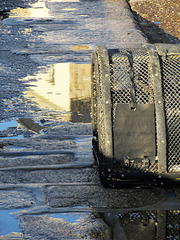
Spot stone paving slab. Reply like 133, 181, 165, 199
0, 232, 23, 240
0, 168, 100, 184
0, 0, 179, 239
0, 189, 35, 209
0, 154, 75, 168
46, 184, 164, 209
19, 213, 112, 240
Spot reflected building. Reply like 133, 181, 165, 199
24, 63, 91, 122
8, 2, 52, 19
103, 210, 180, 240
69, 63, 91, 122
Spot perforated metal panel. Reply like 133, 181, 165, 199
91, 44, 180, 186
104, 210, 180, 239
167, 210, 180, 239
110, 47, 154, 106
109, 47, 157, 174
160, 54, 180, 172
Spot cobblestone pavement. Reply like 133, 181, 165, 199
0, 0, 180, 239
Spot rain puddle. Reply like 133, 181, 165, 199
0, 209, 23, 235
23, 63, 91, 123
0, 120, 18, 131
0, 10, 10, 21
1, 135, 24, 140
103, 210, 180, 240
0, 118, 45, 139
3, 1, 54, 23
47, 212, 84, 223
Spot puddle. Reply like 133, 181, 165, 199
50, 213, 83, 223
7, 2, 53, 20
1, 135, 24, 140
71, 45, 90, 50
0, 209, 23, 235
0, 120, 18, 131
0, 118, 45, 139
103, 210, 180, 240
23, 63, 91, 123
17, 118, 45, 134
9, 147, 28, 150
0, 10, 10, 20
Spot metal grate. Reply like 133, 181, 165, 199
160, 55, 180, 172
113, 161, 158, 174
167, 210, 180, 239
109, 47, 157, 173
92, 44, 180, 182
118, 211, 157, 222
109, 47, 154, 110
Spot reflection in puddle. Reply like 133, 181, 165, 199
0, 118, 45, 138
0, 10, 10, 20
1, 135, 24, 140
103, 210, 180, 240
49, 0, 80, 2
17, 118, 45, 134
0, 120, 18, 131
8, 2, 53, 20
50, 213, 83, 223
0, 209, 23, 235
62, 8, 77, 11
24, 63, 91, 123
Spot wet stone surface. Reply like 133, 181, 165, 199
46, 185, 164, 208
0, 232, 23, 240
0, 0, 179, 239
19, 214, 112, 240
0, 154, 76, 168
0, 190, 35, 209
0, 168, 100, 184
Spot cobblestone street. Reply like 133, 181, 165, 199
0, 0, 180, 239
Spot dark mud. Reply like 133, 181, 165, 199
129, 0, 180, 44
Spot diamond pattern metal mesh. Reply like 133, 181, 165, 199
160, 55, 180, 172
118, 211, 157, 222
109, 47, 157, 173
92, 44, 180, 178
110, 47, 154, 109
167, 210, 180, 239
118, 210, 180, 239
